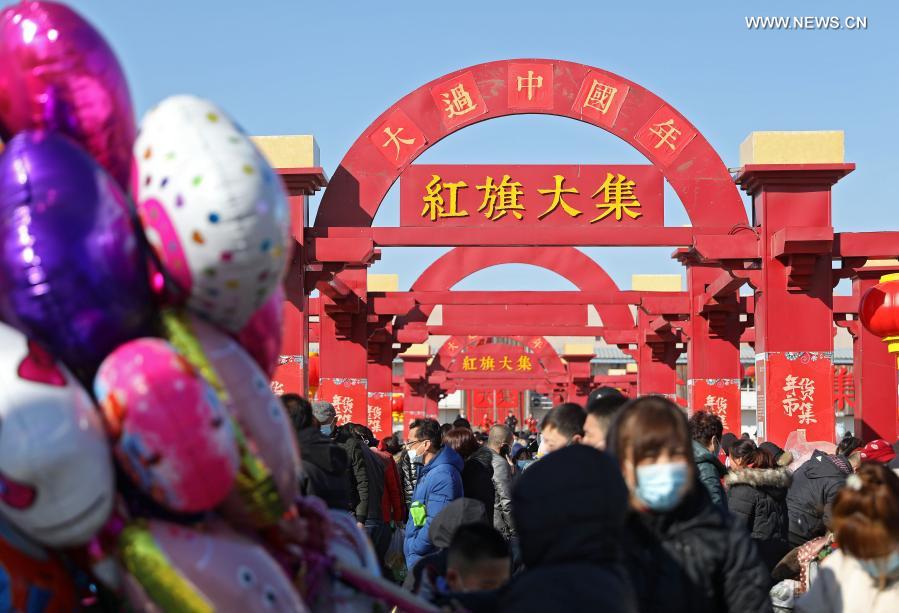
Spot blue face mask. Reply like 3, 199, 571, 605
320, 423, 333, 436
635, 462, 688, 512
859, 551, 899, 580
517, 459, 535, 472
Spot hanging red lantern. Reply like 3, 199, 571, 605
859, 273, 899, 367
307, 352, 320, 398
745, 365, 755, 379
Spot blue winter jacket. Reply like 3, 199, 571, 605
403, 445, 464, 569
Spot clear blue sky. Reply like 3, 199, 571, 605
74, 0, 899, 293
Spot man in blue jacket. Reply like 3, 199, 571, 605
404, 418, 464, 570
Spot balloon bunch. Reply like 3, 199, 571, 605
0, 3, 425, 612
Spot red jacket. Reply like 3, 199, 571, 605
373, 448, 405, 523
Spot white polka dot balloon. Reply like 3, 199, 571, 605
132, 95, 291, 332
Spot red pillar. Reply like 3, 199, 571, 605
737, 164, 852, 445
636, 310, 679, 397
853, 269, 899, 441
318, 268, 369, 426
686, 264, 743, 433
562, 353, 594, 406
271, 191, 308, 396
367, 343, 395, 439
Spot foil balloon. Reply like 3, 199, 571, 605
94, 338, 240, 514
0, 131, 155, 379
237, 285, 285, 378
0, 1, 136, 189
119, 519, 307, 613
174, 313, 300, 528
0, 321, 114, 547
133, 95, 291, 332
0, 516, 79, 612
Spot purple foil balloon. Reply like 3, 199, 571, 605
0, 1, 136, 189
0, 131, 155, 378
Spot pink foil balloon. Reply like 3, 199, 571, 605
0, 1, 136, 189
187, 315, 300, 525
93, 338, 240, 514
237, 286, 285, 377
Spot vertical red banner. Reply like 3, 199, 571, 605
688, 379, 741, 435
366, 392, 393, 439
757, 352, 834, 446
318, 377, 368, 426
270, 355, 304, 397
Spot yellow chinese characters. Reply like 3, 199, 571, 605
422, 175, 469, 221
590, 173, 642, 223
419, 172, 647, 224
477, 175, 525, 221
459, 354, 534, 372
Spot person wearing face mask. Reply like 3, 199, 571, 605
404, 418, 464, 570
312, 401, 371, 524
281, 394, 350, 510
688, 410, 728, 509
469, 425, 517, 545
797, 463, 899, 612
608, 395, 772, 613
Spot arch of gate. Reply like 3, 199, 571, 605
316, 58, 746, 229
398, 246, 635, 334
430, 335, 566, 379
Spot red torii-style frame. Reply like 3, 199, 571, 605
281, 57, 899, 445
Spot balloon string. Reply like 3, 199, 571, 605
160, 310, 229, 404
159, 309, 286, 526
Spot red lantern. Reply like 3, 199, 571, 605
745, 365, 755, 379
860, 273, 899, 367
307, 352, 320, 398
391, 393, 404, 414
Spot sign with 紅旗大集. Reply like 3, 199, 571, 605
400, 164, 664, 227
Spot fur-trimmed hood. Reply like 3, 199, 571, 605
724, 466, 792, 490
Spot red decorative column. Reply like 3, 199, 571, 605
737, 161, 853, 445
318, 268, 369, 426
268, 165, 325, 396
636, 309, 679, 398
857, 271, 899, 441
367, 343, 396, 439
561, 348, 594, 406
685, 263, 743, 433
400, 347, 438, 436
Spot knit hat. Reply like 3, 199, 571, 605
311, 401, 336, 424
860, 439, 897, 464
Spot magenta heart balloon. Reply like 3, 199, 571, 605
0, 1, 136, 189
0, 131, 156, 378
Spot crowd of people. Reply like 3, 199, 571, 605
280, 389, 899, 612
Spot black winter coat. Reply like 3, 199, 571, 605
332, 427, 370, 522
622, 481, 773, 613
461, 447, 495, 525
295, 427, 350, 510
358, 444, 385, 523
725, 466, 792, 574
785, 450, 852, 547
470, 446, 639, 612
397, 449, 416, 511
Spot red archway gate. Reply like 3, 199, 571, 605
297, 57, 899, 445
